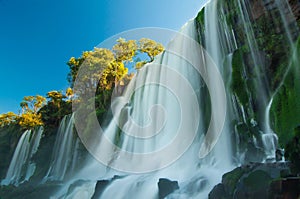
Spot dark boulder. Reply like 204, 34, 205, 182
158, 178, 179, 199
209, 162, 292, 199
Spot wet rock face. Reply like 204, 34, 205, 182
269, 177, 300, 199
289, 0, 300, 21
250, 0, 265, 20
91, 180, 110, 199
249, 0, 300, 21
209, 162, 293, 199
157, 178, 179, 199
90, 175, 123, 199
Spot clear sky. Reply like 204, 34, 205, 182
0, 0, 207, 113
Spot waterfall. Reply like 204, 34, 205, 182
1, 127, 43, 186
56, 0, 299, 197
1, 0, 298, 198
262, 98, 278, 160
44, 114, 76, 181
57, 15, 235, 198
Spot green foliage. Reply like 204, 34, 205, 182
67, 37, 164, 126
231, 49, 248, 105
195, 8, 205, 43
253, 15, 291, 91
285, 126, 300, 173
195, 8, 205, 26
39, 89, 73, 128
271, 36, 300, 146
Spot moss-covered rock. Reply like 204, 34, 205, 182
0, 181, 61, 199
271, 36, 300, 147
209, 162, 292, 199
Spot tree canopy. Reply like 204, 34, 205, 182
0, 37, 164, 132
67, 37, 164, 90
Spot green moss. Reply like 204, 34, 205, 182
243, 170, 272, 191
195, 8, 205, 27
271, 36, 300, 146
222, 167, 245, 195
231, 49, 248, 105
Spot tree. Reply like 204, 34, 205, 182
139, 38, 164, 61
47, 91, 64, 108
39, 89, 73, 128
0, 95, 46, 129
113, 38, 138, 62
99, 60, 128, 90
18, 95, 46, 128
67, 37, 164, 90
20, 95, 46, 113
0, 112, 19, 127
18, 112, 43, 129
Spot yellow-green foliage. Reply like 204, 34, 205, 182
135, 61, 147, 69
18, 112, 43, 128
20, 95, 46, 113
47, 91, 63, 102
113, 38, 138, 62
100, 61, 128, 90
19, 95, 46, 128
139, 38, 164, 61
67, 37, 164, 91
0, 112, 19, 127
65, 87, 74, 102
0, 95, 46, 129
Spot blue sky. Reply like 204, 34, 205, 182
0, 0, 207, 113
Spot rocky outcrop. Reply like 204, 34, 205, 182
250, 0, 265, 20
208, 162, 296, 199
157, 178, 179, 199
289, 0, 300, 21
91, 176, 122, 199
269, 177, 300, 199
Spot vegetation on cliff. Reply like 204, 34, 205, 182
0, 37, 164, 181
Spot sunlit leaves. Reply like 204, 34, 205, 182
0, 112, 19, 127
100, 61, 128, 90
66, 87, 74, 102
67, 37, 165, 91
20, 95, 46, 113
0, 95, 46, 129
139, 38, 164, 61
18, 112, 43, 129
113, 38, 138, 62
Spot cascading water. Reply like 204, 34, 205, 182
57, 15, 235, 198
262, 98, 278, 160
1, 127, 43, 186
45, 114, 76, 181
53, 0, 300, 197
1, 0, 299, 198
